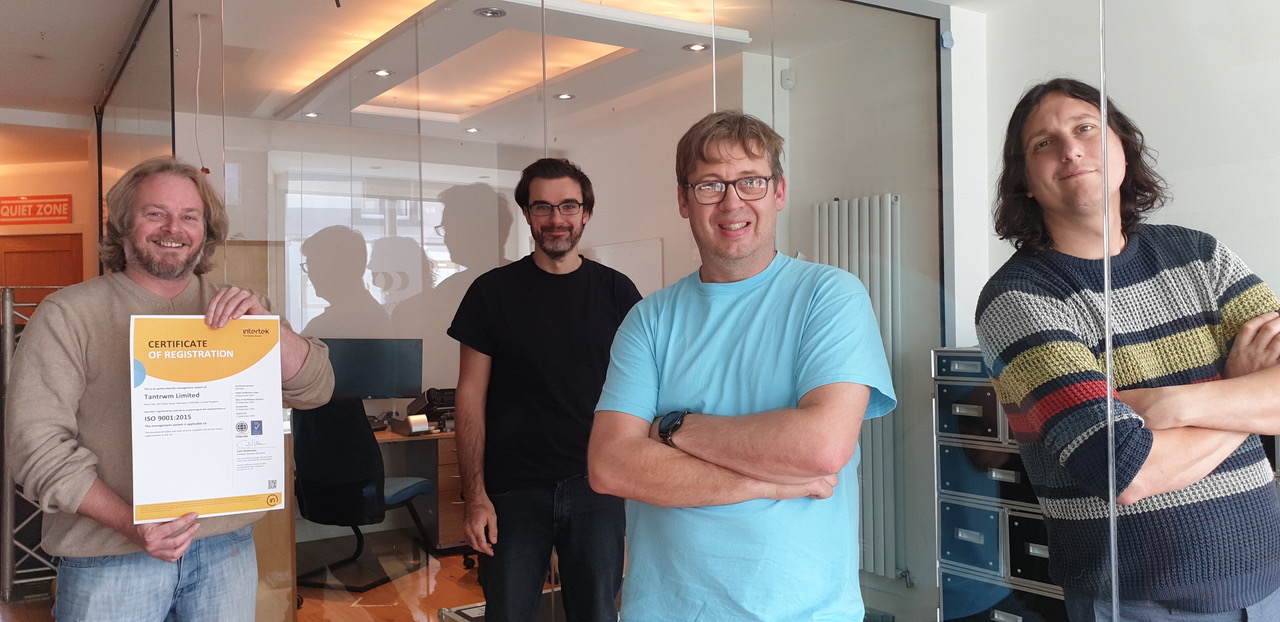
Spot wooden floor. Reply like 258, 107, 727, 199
0, 553, 485, 622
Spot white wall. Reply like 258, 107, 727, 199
942, 6, 988, 347
553, 63, 719, 287
1102, 1, 1280, 287
977, 0, 1279, 301
980, 0, 1103, 274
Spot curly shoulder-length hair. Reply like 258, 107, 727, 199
994, 78, 1168, 253
100, 156, 228, 275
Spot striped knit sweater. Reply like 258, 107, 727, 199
975, 224, 1280, 611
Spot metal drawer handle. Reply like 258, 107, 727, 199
952, 360, 982, 373
990, 611, 1023, 622
451, 475, 461, 479
988, 468, 1020, 483
955, 528, 985, 545
951, 404, 983, 417
451, 501, 465, 505
1027, 543, 1049, 559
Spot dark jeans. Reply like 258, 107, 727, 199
480, 475, 624, 622
1064, 583, 1280, 621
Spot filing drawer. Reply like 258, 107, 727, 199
936, 382, 1000, 441
437, 437, 458, 466
438, 487, 467, 547
935, 349, 990, 380
1008, 511, 1053, 588
941, 572, 1068, 622
940, 501, 1002, 576
438, 462, 461, 493
939, 441, 1038, 506
434, 436, 465, 548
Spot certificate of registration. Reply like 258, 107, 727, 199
130, 315, 286, 523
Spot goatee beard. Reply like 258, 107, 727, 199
128, 239, 202, 280
536, 226, 581, 260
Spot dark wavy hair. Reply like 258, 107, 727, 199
994, 78, 1167, 253
101, 156, 228, 275
514, 158, 595, 215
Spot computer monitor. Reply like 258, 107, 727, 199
320, 338, 423, 399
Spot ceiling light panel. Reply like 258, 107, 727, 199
365, 30, 626, 116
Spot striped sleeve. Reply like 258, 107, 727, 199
976, 270, 1151, 500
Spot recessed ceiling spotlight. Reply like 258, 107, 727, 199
683, 43, 709, 52
555, 93, 575, 100
370, 69, 394, 77
474, 7, 506, 18
465, 127, 480, 133
303, 112, 321, 118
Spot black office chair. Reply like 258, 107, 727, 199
292, 396, 436, 588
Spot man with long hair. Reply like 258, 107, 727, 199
976, 78, 1280, 620
5, 156, 334, 621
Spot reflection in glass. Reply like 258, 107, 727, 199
1100, 1, 1280, 618
216, 0, 956, 617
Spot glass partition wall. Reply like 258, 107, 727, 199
216, 0, 952, 617
214, 0, 965, 618
1100, 1, 1280, 619
98, 0, 1220, 618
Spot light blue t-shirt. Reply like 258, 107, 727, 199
597, 253, 896, 621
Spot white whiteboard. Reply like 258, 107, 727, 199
585, 237, 664, 297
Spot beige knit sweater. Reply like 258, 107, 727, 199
5, 272, 334, 557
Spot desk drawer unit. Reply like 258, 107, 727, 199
1007, 511, 1053, 589
935, 348, 1066, 620
941, 572, 1068, 622
436, 438, 467, 548
939, 500, 1002, 577
938, 441, 1038, 507
936, 382, 1000, 441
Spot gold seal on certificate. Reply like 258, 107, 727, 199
129, 315, 284, 523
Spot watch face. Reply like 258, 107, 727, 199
660, 410, 684, 433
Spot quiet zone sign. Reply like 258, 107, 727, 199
1, 195, 72, 225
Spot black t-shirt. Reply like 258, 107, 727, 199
447, 255, 642, 493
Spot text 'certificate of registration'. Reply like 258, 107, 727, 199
130, 315, 285, 523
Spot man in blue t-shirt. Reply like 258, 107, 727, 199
448, 158, 641, 621
589, 111, 896, 621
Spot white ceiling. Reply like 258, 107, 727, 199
0, 0, 990, 166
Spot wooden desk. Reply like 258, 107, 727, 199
373, 429, 465, 550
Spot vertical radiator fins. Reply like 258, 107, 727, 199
812, 194, 903, 580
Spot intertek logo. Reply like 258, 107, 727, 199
242, 328, 271, 336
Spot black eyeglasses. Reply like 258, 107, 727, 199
680, 176, 773, 205
527, 201, 584, 216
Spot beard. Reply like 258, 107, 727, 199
534, 224, 583, 260
126, 236, 203, 280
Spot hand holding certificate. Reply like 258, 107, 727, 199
130, 315, 286, 523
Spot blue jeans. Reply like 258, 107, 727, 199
53, 524, 257, 622
1065, 583, 1280, 621
480, 476, 624, 622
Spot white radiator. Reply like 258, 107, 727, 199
812, 194, 903, 580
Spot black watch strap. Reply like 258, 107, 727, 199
658, 410, 689, 448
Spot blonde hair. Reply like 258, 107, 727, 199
101, 157, 228, 275
676, 110, 785, 186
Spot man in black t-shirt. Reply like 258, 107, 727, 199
447, 158, 641, 621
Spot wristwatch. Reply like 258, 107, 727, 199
658, 410, 690, 448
